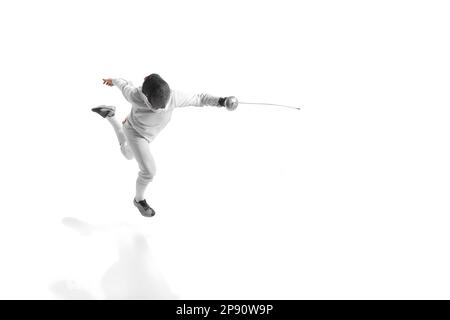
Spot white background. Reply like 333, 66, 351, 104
0, 0, 449, 299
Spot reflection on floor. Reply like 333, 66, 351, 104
50, 217, 176, 300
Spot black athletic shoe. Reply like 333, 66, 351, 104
133, 199, 156, 217
91, 105, 116, 118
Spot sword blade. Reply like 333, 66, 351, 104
239, 101, 301, 110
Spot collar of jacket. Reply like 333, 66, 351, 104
138, 87, 168, 113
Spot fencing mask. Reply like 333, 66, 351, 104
141, 74, 171, 113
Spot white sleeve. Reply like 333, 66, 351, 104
112, 78, 138, 103
172, 90, 221, 108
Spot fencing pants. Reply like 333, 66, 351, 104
107, 116, 156, 201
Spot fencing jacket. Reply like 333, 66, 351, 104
112, 78, 222, 142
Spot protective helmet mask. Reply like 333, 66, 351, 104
141, 74, 171, 113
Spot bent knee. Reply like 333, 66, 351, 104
139, 169, 155, 182
120, 144, 134, 160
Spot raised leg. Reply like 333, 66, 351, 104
106, 116, 134, 160
92, 105, 134, 160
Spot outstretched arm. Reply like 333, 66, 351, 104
173, 91, 238, 110
102, 78, 137, 103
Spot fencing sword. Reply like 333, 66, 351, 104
225, 97, 301, 111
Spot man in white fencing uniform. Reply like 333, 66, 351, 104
92, 74, 238, 217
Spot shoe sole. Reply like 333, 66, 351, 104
91, 105, 116, 118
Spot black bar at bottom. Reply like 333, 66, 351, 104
0, 300, 446, 319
